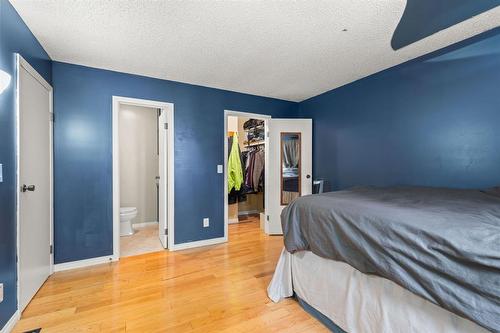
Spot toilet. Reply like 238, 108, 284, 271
120, 207, 137, 236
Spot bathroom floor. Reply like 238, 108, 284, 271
120, 223, 164, 257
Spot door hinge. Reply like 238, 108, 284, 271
50, 113, 54, 122
164, 228, 168, 236
50, 245, 53, 254
164, 123, 168, 130
266, 215, 269, 221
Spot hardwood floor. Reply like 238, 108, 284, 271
14, 221, 328, 332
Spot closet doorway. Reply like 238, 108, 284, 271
224, 111, 270, 239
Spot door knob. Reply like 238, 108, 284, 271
21, 184, 36, 192
306, 174, 311, 179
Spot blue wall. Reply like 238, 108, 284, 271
0, 0, 52, 328
392, 0, 499, 49
52, 62, 298, 264
3, 1, 500, 326
299, 28, 500, 191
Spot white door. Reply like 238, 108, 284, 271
18, 59, 52, 311
158, 110, 168, 248
267, 119, 312, 235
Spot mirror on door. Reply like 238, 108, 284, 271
280, 132, 301, 205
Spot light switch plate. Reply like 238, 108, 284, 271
203, 218, 209, 228
0, 163, 3, 182
217, 165, 223, 174
0, 283, 4, 303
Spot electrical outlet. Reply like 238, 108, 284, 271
217, 165, 223, 174
0, 283, 3, 303
203, 218, 209, 228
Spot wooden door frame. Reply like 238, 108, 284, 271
15, 54, 55, 315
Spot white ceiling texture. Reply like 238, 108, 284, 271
10, 0, 500, 101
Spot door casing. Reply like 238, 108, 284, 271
112, 96, 175, 257
224, 110, 271, 240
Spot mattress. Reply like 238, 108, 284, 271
268, 249, 488, 333
281, 186, 500, 332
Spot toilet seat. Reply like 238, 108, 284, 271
120, 207, 137, 214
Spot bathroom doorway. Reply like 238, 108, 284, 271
112, 97, 174, 258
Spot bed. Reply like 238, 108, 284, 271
268, 186, 500, 333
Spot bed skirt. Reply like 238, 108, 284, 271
268, 248, 487, 333
296, 296, 346, 333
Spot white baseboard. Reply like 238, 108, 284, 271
133, 221, 158, 228
171, 237, 226, 251
228, 217, 239, 224
54, 255, 117, 272
0, 310, 19, 333
54, 236, 225, 270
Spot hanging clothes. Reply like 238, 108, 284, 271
244, 149, 256, 190
228, 133, 244, 192
252, 149, 265, 192
243, 119, 264, 130
283, 138, 299, 168
228, 135, 234, 157
228, 187, 247, 204
242, 147, 265, 193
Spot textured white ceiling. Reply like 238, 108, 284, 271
10, 0, 500, 102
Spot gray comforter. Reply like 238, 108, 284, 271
281, 186, 500, 332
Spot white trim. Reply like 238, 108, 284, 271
224, 110, 271, 241
15, 54, 54, 315
112, 96, 175, 259
0, 310, 20, 333
15, 55, 20, 321
170, 237, 226, 251
54, 255, 116, 272
17, 56, 51, 91
132, 221, 158, 228
228, 217, 239, 224
49, 76, 54, 275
